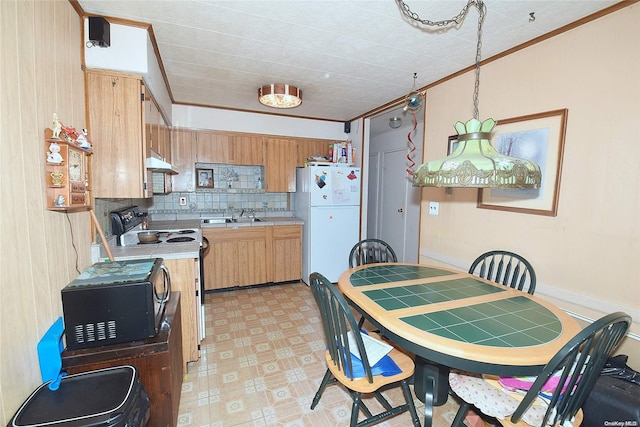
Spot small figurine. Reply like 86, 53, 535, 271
51, 113, 62, 139
61, 124, 80, 144
47, 142, 63, 164
54, 195, 66, 207
76, 129, 92, 150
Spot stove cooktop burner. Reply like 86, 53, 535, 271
177, 230, 196, 234
167, 236, 196, 243
138, 240, 161, 245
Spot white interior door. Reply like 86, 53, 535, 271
380, 149, 416, 261
366, 113, 423, 263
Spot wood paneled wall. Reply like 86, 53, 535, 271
0, 1, 91, 422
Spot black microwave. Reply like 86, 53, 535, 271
61, 258, 170, 350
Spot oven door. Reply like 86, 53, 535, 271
152, 263, 171, 333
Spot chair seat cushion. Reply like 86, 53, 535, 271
449, 372, 553, 427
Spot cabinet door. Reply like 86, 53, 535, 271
231, 134, 264, 165
196, 131, 231, 163
264, 137, 297, 192
203, 227, 268, 289
237, 228, 268, 286
297, 138, 331, 166
163, 258, 200, 365
171, 128, 197, 192
144, 94, 158, 157
159, 123, 171, 163
271, 225, 302, 282
86, 70, 150, 198
205, 234, 238, 290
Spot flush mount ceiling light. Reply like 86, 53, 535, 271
397, 0, 541, 188
389, 117, 403, 128
258, 84, 302, 109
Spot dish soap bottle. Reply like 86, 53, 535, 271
256, 177, 263, 189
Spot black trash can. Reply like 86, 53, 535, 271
8, 365, 150, 427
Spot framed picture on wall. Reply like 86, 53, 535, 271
196, 168, 214, 188
477, 108, 568, 216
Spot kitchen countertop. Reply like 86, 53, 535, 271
100, 241, 200, 262
200, 216, 304, 229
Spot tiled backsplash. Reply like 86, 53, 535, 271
95, 163, 290, 236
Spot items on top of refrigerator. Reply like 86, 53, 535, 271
327, 140, 355, 165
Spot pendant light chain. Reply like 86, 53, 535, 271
395, 0, 486, 119
397, 0, 543, 189
473, 2, 486, 120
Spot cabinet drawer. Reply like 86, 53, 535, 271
70, 182, 86, 193
70, 193, 86, 205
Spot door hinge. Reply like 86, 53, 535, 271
141, 93, 144, 102
143, 182, 147, 190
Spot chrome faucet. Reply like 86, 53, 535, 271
240, 209, 245, 217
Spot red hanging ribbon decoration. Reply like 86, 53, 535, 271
406, 111, 418, 176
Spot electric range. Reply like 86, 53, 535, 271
110, 206, 202, 247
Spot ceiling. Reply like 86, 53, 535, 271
77, 0, 620, 125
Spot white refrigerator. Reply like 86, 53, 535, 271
295, 165, 361, 284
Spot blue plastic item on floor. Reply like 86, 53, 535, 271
36, 317, 66, 390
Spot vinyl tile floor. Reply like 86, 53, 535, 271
177, 281, 464, 427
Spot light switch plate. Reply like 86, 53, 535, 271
179, 197, 187, 206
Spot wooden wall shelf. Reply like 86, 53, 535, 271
44, 128, 91, 211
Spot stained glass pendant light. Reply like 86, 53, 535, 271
397, 0, 542, 188
258, 84, 302, 109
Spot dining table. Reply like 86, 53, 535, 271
337, 263, 582, 427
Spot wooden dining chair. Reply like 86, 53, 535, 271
308, 272, 420, 427
468, 250, 537, 294
349, 239, 398, 268
349, 239, 398, 328
449, 311, 631, 427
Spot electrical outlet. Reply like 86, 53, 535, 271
179, 197, 187, 206
429, 201, 439, 216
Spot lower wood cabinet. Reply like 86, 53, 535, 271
270, 225, 302, 283
164, 258, 200, 365
203, 227, 268, 290
62, 293, 183, 427
203, 225, 301, 290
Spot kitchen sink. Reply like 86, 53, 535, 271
230, 217, 261, 223
201, 217, 261, 224
201, 218, 229, 224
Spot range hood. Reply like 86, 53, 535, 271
146, 153, 178, 175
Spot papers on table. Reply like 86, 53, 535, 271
347, 331, 393, 366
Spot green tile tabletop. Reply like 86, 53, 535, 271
349, 264, 457, 287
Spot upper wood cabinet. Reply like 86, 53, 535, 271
296, 138, 331, 167
86, 69, 152, 198
145, 94, 171, 162
196, 131, 264, 165
171, 128, 197, 192
230, 134, 264, 165
264, 137, 297, 192
196, 131, 230, 163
